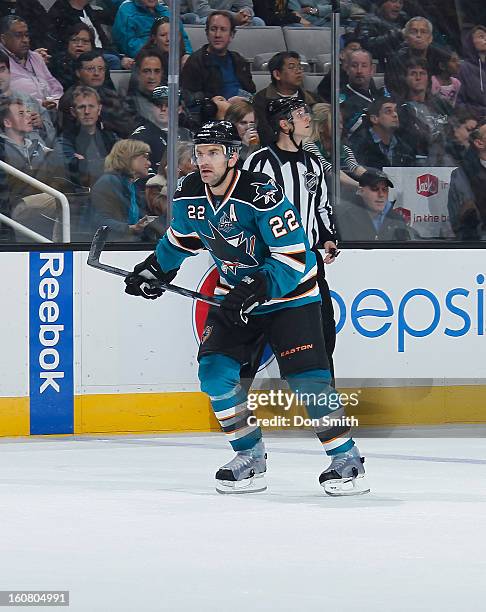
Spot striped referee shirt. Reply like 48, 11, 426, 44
243, 144, 336, 249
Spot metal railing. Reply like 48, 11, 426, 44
0, 160, 71, 242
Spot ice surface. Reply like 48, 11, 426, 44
0, 432, 485, 611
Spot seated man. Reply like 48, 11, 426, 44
0, 0, 50, 50
0, 96, 65, 240
340, 49, 387, 136
336, 170, 414, 241
448, 120, 486, 240
0, 16, 63, 107
385, 16, 442, 97
58, 50, 134, 137
355, 0, 407, 71
113, 0, 192, 59
180, 11, 255, 103
397, 57, 452, 162
349, 97, 415, 169
253, 51, 318, 145
317, 33, 361, 103
130, 85, 192, 172
59, 85, 118, 188
0, 49, 56, 146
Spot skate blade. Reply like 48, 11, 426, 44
216, 473, 267, 495
321, 474, 370, 497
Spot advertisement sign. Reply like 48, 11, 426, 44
384, 166, 456, 238
29, 252, 74, 434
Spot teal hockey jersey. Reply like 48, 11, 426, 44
155, 169, 320, 314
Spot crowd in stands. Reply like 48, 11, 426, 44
0, 0, 485, 243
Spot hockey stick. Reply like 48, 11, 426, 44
87, 226, 221, 307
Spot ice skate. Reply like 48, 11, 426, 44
215, 439, 267, 494
319, 445, 370, 496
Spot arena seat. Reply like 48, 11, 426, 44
303, 74, 325, 94
230, 27, 287, 62
283, 27, 333, 63
314, 54, 332, 73
184, 25, 208, 52
251, 72, 272, 92
110, 70, 131, 97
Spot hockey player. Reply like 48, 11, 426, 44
243, 97, 338, 378
124, 121, 369, 496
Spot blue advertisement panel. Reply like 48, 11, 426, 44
29, 252, 74, 434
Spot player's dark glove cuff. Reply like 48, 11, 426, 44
221, 272, 268, 327
124, 253, 177, 300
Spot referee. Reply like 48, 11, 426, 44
243, 97, 338, 379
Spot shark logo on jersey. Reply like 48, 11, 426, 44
303, 171, 318, 194
201, 221, 258, 274
218, 212, 233, 233
251, 179, 281, 205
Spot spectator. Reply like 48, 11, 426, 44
205, 1, 265, 27
303, 102, 366, 188
0, 0, 50, 51
50, 23, 95, 91
142, 16, 190, 77
430, 46, 461, 107
224, 99, 259, 164
336, 170, 414, 240
112, 0, 192, 59
0, 49, 56, 146
253, 51, 317, 145
457, 25, 486, 118
179, 1, 207, 24
0, 96, 65, 240
127, 48, 165, 126
180, 11, 255, 102
355, 0, 406, 71
59, 86, 118, 188
288, 0, 351, 26
340, 49, 386, 136
47, 0, 130, 70
317, 33, 361, 102
58, 50, 135, 137
385, 17, 442, 97
91, 139, 153, 241
349, 97, 415, 169
253, 0, 303, 27
398, 58, 452, 162
448, 120, 486, 240
429, 108, 478, 166
130, 85, 192, 171
0, 16, 63, 107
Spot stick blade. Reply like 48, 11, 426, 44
87, 225, 110, 267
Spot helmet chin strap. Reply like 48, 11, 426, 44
288, 123, 302, 150
207, 160, 236, 189
211, 163, 235, 188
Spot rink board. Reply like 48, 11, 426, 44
1, 249, 486, 436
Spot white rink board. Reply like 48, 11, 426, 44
0, 252, 29, 397
2, 248, 486, 399
78, 248, 486, 391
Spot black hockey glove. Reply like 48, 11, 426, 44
221, 272, 268, 327
124, 253, 177, 300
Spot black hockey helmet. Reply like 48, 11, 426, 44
193, 120, 242, 149
193, 121, 241, 187
266, 97, 309, 124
